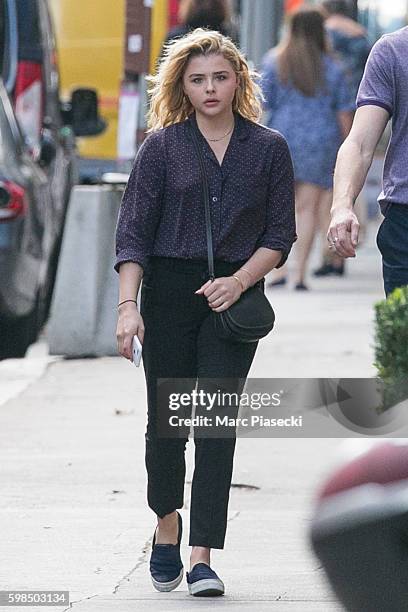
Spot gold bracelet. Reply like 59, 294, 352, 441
239, 267, 253, 283
232, 274, 245, 292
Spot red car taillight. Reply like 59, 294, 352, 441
0, 181, 27, 221
14, 61, 43, 151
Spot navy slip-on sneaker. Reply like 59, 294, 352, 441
149, 511, 183, 592
186, 562, 225, 597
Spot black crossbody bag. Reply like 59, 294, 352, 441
189, 123, 275, 343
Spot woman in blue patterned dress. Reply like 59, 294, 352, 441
261, 7, 354, 289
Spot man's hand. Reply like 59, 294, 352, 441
327, 208, 360, 258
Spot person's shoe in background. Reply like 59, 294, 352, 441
313, 261, 345, 277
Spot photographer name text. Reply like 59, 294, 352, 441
168, 415, 303, 428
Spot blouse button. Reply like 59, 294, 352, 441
212, 196, 218, 202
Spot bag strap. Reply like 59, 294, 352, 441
188, 123, 215, 281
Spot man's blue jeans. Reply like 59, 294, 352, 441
376, 203, 408, 296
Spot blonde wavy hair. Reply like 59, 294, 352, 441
146, 28, 263, 131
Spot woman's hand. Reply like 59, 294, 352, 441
116, 302, 145, 360
195, 276, 242, 312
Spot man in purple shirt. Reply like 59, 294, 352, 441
328, 26, 408, 295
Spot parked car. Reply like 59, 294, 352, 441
0, 0, 105, 358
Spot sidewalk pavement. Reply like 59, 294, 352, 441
0, 220, 385, 611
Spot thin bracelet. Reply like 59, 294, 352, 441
117, 299, 137, 308
239, 267, 253, 283
232, 274, 245, 292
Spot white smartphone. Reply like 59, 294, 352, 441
132, 335, 142, 367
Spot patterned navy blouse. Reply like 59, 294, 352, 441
114, 112, 296, 273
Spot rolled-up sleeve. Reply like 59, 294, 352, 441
257, 132, 297, 268
114, 130, 165, 273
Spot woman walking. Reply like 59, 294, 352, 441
261, 7, 354, 290
115, 29, 296, 597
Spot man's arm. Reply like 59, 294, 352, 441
328, 105, 389, 258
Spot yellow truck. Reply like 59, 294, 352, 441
48, 0, 168, 176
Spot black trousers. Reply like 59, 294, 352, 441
140, 256, 259, 548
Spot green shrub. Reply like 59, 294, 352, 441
374, 285, 408, 409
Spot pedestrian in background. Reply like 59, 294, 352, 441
328, 26, 408, 297
163, 0, 239, 47
115, 29, 296, 597
261, 7, 354, 290
313, 0, 371, 278
323, 0, 371, 99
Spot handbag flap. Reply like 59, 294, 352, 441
223, 286, 275, 330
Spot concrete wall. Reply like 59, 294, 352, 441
47, 185, 125, 357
